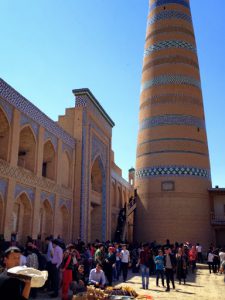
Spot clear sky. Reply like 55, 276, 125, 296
1, 0, 225, 186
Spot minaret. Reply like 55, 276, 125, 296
135, 0, 212, 246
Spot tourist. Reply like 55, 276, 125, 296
61, 248, 73, 300
104, 246, 116, 286
176, 247, 187, 284
50, 239, 63, 298
154, 249, 165, 287
0, 246, 31, 299
120, 244, 130, 282
88, 263, 106, 288
94, 243, 105, 266
70, 264, 87, 295
189, 245, 197, 273
137, 243, 151, 289
114, 243, 121, 280
196, 243, 203, 263
207, 249, 214, 274
164, 247, 176, 292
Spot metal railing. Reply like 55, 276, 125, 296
211, 213, 225, 225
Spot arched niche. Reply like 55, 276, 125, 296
42, 140, 56, 181
0, 106, 10, 161
18, 126, 36, 172
13, 193, 32, 244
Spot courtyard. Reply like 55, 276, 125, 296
36, 264, 224, 300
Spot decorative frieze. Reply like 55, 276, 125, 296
0, 159, 72, 199
0, 79, 75, 148
136, 165, 210, 180
148, 10, 192, 27
139, 114, 205, 130
0, 98, 13, 122
15, 184, 35, 203
141, 75, 201, 93
144, 40, 196, 57
20, 114, 39, 138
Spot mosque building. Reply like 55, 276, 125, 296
0, 0, 224, 247
0, 79, 134, 244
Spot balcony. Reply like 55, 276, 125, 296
211, 213, 225, 226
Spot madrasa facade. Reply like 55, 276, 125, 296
0, 78, 134, 245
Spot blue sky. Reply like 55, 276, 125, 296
1, 1, 225, 186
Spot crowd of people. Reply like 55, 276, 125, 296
0, 235, 225, 300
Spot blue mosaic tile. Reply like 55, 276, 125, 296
144, 40, 196, 57
0, 178, 8, 199
0, 98, 13, 122
140, 93, 202, 108
148, 10, 192, 26
150, 0, 190, 11
41, 191, 55, 210
44, 130, 58, 151
139, 114, 205, 130
15, 184, 35, 203
75, 94, 112, 134
92, 134, 107, 168
62, 143, 73, 157
136, 165, 210, 179
141, 75, 201, 92
20, 113, 39, 138
59, 198, 72, 210
75, 95, 87, 107
0, 79, 75, 149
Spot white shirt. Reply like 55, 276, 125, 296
219, 251, 225, 263
196, 245, 202, 253
208, 253, 214, 263
121, 249, 130, 263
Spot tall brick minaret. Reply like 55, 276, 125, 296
135, 0, 212, 246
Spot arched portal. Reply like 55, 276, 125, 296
90, 156, 105, 241
18, 126, 36, 172
13, 193, 32, 244
42, 141, 56, 180
0, 107, 10, 161
0, 194, 4, 234
39, 200, 53, 239
58, 205, 69, 242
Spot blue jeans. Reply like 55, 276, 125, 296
140, 264, 149, 288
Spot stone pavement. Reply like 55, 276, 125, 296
36, 264, 225, 300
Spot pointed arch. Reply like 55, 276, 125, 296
18, 125, 36, 172
42, 140, 56, 181
39, 199, 53, 239
13, 192, 32, 244
58, 204, 69, 242
0, 106, 10, 161
91, 155, 104, 193
90, 155, 105, 241
61, 150, 71, 188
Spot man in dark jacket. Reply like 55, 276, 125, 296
0, 246, 31, 300
164, 247, 177, 292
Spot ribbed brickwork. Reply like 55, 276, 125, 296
135, 0, 212, 246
